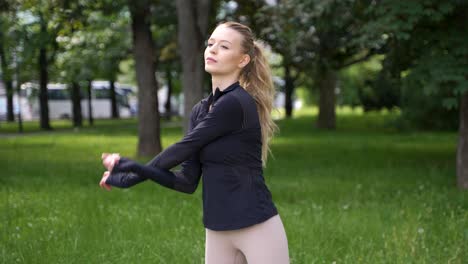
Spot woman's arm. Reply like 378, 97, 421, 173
150, 95, 243, 169
106, 156, 201, 194
104, 103, 204, 193
105, 95, 241, 192
104, 170, 145, 188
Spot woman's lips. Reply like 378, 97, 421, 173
206, 57, 217, 63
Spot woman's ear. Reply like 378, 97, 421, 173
238, 54, 251, 69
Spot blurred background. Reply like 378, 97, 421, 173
0, 0, 467, 263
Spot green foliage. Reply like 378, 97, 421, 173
295, 86, 314, 106
338, 55, 385, 108
55, 6, 131, 84
149, 0, 182, 94
117, 58, 136, 85
256, 0, 374, 71
361, 0, 468, 129
0, 5, 39, 84
398, 81, 459, 130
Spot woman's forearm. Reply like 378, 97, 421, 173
107, 157, 200, 193
115, 158, 175, 189
105, 171, 146, 188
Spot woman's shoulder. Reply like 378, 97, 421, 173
227, 85, 257, 110
191, 99, 207, 113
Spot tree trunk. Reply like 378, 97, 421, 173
284, 64, 294, 118
109, 80, 119, 119
5, 80, 13, 121
71, 81, 82, 127
38, 46, 51, 130
176, 0, 211, 133
316, 68, 337, 129
0, 39, 14, 122
165, 67, 172, 121
129, 0, 161, 157
457, 91, 468, 189
87, 79, 93, 126
15, 62, 23, 133
16, 88, 23, 133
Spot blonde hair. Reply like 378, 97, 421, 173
218, 21, 279, 167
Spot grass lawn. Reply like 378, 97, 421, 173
1, 107, 467, 263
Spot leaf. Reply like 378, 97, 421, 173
442, 97, 458, 110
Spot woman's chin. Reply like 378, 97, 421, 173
204, 66, 218, 74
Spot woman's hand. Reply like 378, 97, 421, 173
101, 152, 120, 172
100, 171, 112, 191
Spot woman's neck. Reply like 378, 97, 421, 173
211, 74, 239, 94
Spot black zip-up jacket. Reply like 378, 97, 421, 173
106, 81, 278, 231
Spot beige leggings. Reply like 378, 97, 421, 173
205, 214, 290, 264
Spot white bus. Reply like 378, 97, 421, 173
0, 81, 135, 121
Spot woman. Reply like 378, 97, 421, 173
100, 21, 290, 264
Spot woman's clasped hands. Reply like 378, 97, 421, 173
100, 153, 121, 191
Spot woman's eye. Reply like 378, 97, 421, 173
207, 43, 213, 47
221, 45, 229, 49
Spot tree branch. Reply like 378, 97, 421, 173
340, 48, 377, 69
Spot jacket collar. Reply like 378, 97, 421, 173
201, 81, 240, 107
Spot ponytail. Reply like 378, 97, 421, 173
220, 21, 279, 167
239, 42, 279, 167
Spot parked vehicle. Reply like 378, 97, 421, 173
0, 81, 135, 121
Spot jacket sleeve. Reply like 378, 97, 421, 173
105, 103, 205, 194
104, 171, 145, 188
150, 95, 243, 169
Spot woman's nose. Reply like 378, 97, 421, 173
209, 45, 217, 54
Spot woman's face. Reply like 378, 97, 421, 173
204, 25, 250, 76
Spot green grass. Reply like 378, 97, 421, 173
1, 107, 467, 263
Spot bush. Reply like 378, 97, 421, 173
397, 84, 458, 130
